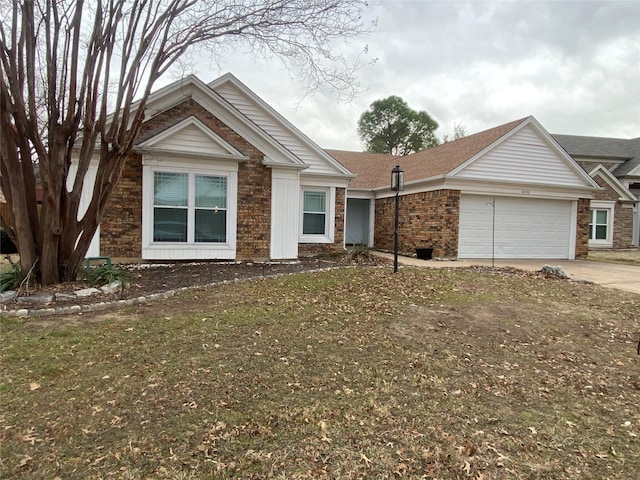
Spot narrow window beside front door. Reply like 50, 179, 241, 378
589, 209, 608, 241
303, 191, 326, 235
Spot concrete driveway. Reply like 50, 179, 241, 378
373, 252, 640, 295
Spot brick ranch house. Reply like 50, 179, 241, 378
79, 73, 354, 261
330, 116, 613, 260
3, 74, 636, 261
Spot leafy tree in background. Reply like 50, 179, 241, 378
357, 95, 439, 155
0, 0, 371, 285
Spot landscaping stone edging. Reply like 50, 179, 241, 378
0, 267, 346, 318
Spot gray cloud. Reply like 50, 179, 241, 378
187, 0, 640, 150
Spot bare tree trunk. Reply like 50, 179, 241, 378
1, 0, 370, 285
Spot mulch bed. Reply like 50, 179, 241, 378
3, 252, 390, 311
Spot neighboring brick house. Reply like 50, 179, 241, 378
79, 74, 353, 262
552, 135, 640, 249
329, 116, 600, 260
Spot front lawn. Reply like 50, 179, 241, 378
1, 267, 639, 479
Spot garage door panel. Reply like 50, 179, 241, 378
459, 195, 573, 259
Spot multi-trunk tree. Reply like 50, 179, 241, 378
0, 0, 371, 285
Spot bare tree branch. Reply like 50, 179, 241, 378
1, 0, 373, 284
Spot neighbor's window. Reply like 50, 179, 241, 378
302, 191, 327, 235
153, 172, 227, 243
589, 209, 608, 241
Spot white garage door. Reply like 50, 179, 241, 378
458, 194, 575, 259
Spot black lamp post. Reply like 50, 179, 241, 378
391, 164, 404, 273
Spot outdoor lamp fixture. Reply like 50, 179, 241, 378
391, 164, 404, 273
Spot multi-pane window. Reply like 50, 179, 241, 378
302, 191, 326, 235
153, 172, 227, 243
589, 209, 608, 241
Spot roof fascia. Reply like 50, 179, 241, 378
625, 164, 640, 176
134, 147, 250, 163
209, 73, 355, 178
133, 76, 306, 168
443, 177, 599, 200
449, 116, 600, 189
589, 164, 639, 201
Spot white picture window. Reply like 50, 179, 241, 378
153, 171, 227, 244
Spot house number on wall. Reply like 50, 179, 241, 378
521, 189, 531, 194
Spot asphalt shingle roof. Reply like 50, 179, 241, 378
327, 117, 529, 189
552, 134, 640, 177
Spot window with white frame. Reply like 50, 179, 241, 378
153, 171, 227, 243
589, 209, 608, 240
299, 187, 335, 243
302, 191, 327, 235
588, 201, 614, 246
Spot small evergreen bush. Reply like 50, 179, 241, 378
0, 263, 22, 292
84, 264, 130, 287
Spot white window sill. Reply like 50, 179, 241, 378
588, 240, 613, 248
299, 235, 333, 244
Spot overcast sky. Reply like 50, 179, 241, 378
191, 0, 640, 151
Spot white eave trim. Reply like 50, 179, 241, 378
448, 116, 600, 189
373, 175, 598, 200
589, 165, 639, 201
133, 146, 249, 163
262, 156, 308, 170
210, 73, 355, 178
125, 75, 308, 170
137, 116, 246, 157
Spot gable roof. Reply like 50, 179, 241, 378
329, 117, 529, 189
137, 116, 249, 161
209, 73, 354, 178
129, 74, 353, 179
553, 134, 640, 177
329, 116, 599, 193
589, 165, 638, 201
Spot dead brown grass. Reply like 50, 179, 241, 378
587, 248, 640, 266
1, 266, 639, 479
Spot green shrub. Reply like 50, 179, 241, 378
83, 264, 130, 287
0, 263, 22, 292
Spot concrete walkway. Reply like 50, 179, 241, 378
372, 252, 640, 295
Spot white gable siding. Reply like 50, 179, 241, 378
154, 124, 231, 155
455, 125, 586, 187
214, 83, 338, 175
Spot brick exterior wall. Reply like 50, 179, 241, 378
575, 198, 590, 258
375, 190, 460, 258
101, 154, 144, 258
591, 175, 635, 248
101, 99, 345, 260
298, 187, 346, 256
